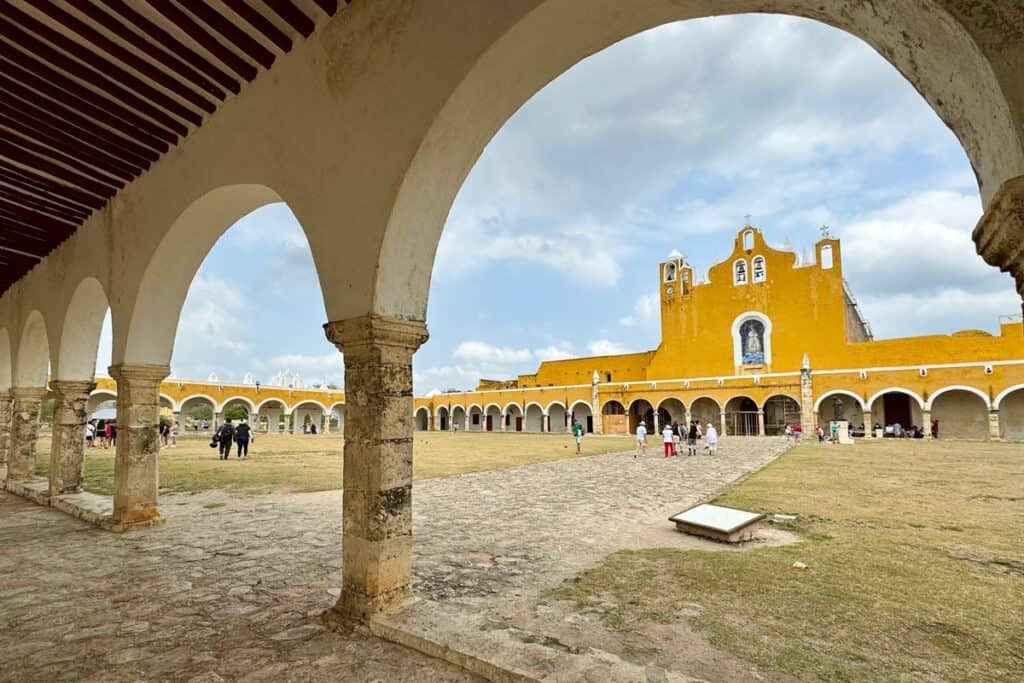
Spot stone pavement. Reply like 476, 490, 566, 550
0, 437, 788, 682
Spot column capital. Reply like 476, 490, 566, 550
11, 386, 47, 400
323, 314, 428, 353
49, 379, 97, 396
973, 174, 1024, 297
108, 363, 171, 385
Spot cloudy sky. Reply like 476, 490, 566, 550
97, 14, 1020, 393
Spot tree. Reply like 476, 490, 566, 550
223, 404, 249, 422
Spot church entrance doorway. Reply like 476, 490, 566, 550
883, 393, 911, 430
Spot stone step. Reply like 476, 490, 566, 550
371, 599, 700, 683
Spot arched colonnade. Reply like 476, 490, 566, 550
1, 0, 1022, 625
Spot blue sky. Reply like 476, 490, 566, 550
97, 15, 1020, 393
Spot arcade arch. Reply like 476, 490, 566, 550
930, 388, 989, 440
996, 387, 1024, 441
414, 407, 430, 432
628, 399, 654, 434
467, 405, 483, 432
451, 405, 467, 432
569, 401, 594, 434
55, 278, 108, 382
435, 406, 449, 432
657, 398, 686, 429
330, 403, 346, 434
87, 390, 118, 416
600, 400, 626, 435
484, 404, 502, 432
0, 328, 10, 392
15, 311, 50, 389
524, 403, 544, 433
220, 396, 257, 422
546, 401, 567, 433
178, 395, 217, 432
689, 397, 721, 429
257, 398, 288, 433
724, 396, 759, 436
292, 400, 328, 434
867, 388, 924, 432
762, 394, 801, 435
504, 403, 524, 432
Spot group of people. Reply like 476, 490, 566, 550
782, 423, 804, 442
633, 420, 719, 458
159, 421, 179, 448
84, 419, 116, 448
212, 419, 254, 460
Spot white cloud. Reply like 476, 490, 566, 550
453, 341, 534, 365
586, 339, 629, 356
534, 344, 576, 361
620, 292, 659, 326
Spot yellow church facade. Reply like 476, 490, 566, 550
412, 226, 1024, 441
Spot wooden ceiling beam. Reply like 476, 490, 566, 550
178, 0, 279, 66
0, 3, 204, 127
65, 0, 228, 102
262, 0, 314, 37
2, 146, 119, 200
26, 0, 219, 115
0, 163, 107, 212
99, 0, 241, 94
0, 21, 190, 137
148, 0, 259, 81
221, 0, 293, 51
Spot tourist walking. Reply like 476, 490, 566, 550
705, 422, 718, 454
793, 422, 802, 443
634, 420, 647, 458
217, 420, 236, 460
671, 421, 681, 456
662, 422, 674, 458
85, 420, 96, 448
784, 424, 793, 442
687, 420, 699, 456
572, 419, 584, 454
235, 420, 252, 458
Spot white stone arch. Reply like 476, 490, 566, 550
867, 387, 926, 411
524, 402, 544, 433
546, 401, 567, 432
724, 394, 761, 411
451, 404, 467, 431
731, 311, 773, 367
656, 397, 687, 427
291, 399, 329, 433
568, 400, 594, 433
290, 399, 330, 415
626, 396, 656, 411
87, 389, 118, 415
994, 384, 1024, 409
55, 277, 108, 382
372, 1, 1022, 322
503, 401, 524, 416
118, 184, 326, 366
434, 405, 449, 431
257, 397, 290, 413
159, 394, 178, 412
813, 390, 867, 412
218, 395, 257, 414
0, 327, 11, 392
14, 310, 51, 388
925, 385, 991, 410
600, 399, 626, 415
467, 403, 484, 431
414, 406, 430, 431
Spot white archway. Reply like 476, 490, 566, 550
930, 388, 990, 440
55, 278, 108, 381
547, 401, 567, 433
414, 407, 430, 431
813, 390, 867, 412
568, 400, 594, 434
15, 310, 50, 388
524, 402, 544, 433
867, 387, 926, 410
925, 385, 991, 410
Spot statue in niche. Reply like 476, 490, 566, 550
832, 396, 844, 420
740, 319, 766, 364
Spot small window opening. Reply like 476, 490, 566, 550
820, 244, 834, 269
664, 262, 677, 282
734, 259, 748, 285
743, 230, 754, 250
752, 256, 766, 282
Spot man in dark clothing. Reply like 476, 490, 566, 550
217, 420, 235, 460
235, 420, 252, 459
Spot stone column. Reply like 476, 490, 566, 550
922, 409, 933, 439
542, 414, 549, 433
591, 371, 603, 435
862, 410, 873, 438
109, 363, 169, 531
213, 412, 222, 430
719, 411, 727, 437
48, 380, 95, 496
500, 413, 507, 432
973, 175, 1024, 302
799, 355, 816, 435
988, 410, 1002, 440
7, 387, 47, 481
324, 314, 428, 621
0, 390, 13, 484
756, 411, 765, 437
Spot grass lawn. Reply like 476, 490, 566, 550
33, 431, 633, 495
547, 440, 1024, 681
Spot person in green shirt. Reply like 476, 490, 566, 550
572, 419, 584, 454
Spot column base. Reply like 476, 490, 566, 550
332, 583, 415, 623
101, 513, 165, 533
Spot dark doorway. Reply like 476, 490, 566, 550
883, 393, 911, 428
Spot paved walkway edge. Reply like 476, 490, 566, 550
1, 476, 136, 531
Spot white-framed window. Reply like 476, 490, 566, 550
734, 259, 748, 285
663, 262, 677, 282
743, 230, 754, 250
731, 312, 773, 367
820, 244, 834, 269
752, 256, 766, 282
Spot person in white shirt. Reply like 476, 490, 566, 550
705, 423, 719, 454
634, 421, 648, 458
662, 424, 675, 458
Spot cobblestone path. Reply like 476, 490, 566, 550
0, 437, 787, 681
